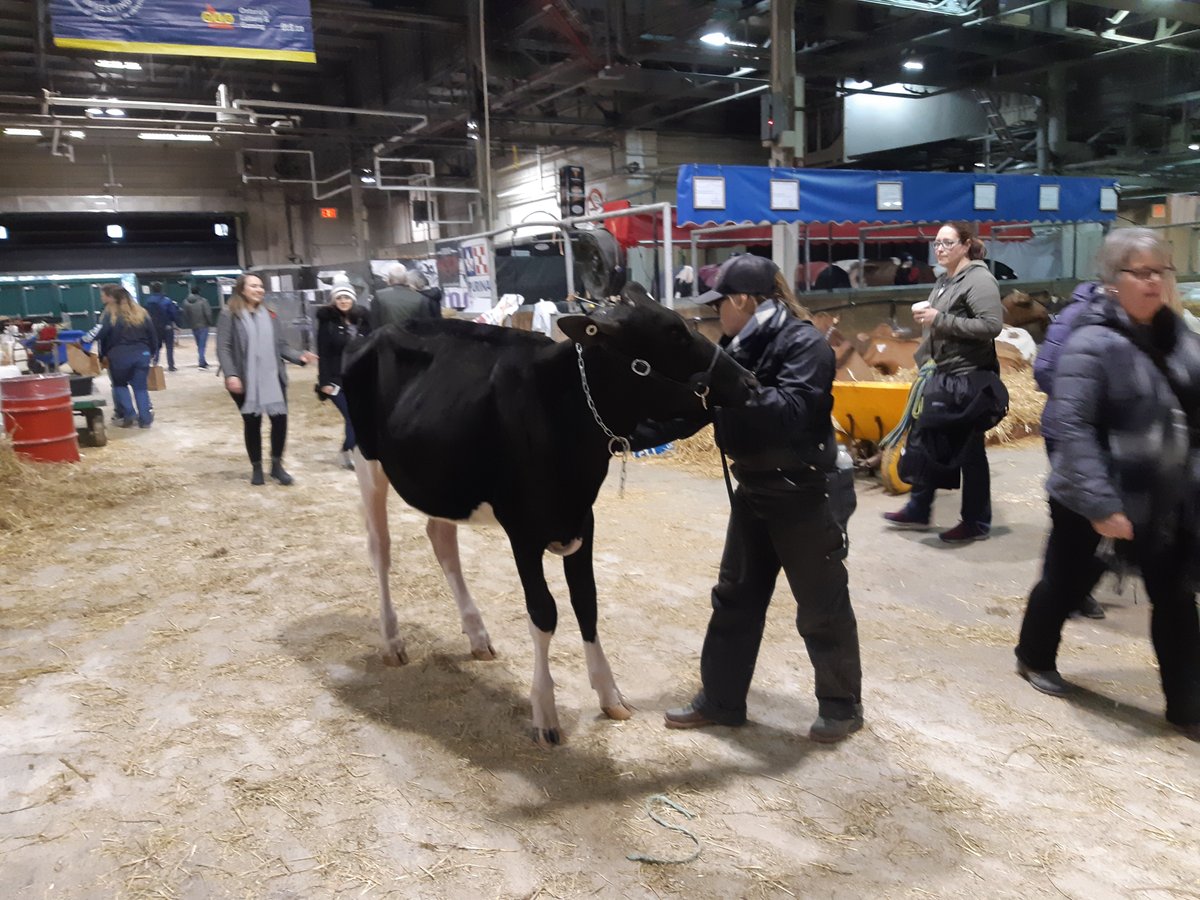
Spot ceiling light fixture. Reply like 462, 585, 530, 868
0, 226, 8, 240
360, 174, 377, 185
973, 162, 986, 168
105, 108, 126, 117
106, 224, 124, 240
844, 78, 873, 90
137, 132, 214, 142
85, 107, 104, 117
66, 130, 86, 139
95, 59, 142, 70
1189, 143, 1200, 151
700, 31, 729, 46
902, 59, 925, 72
3, 127, 43, 136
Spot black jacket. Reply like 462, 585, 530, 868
635, 304, 836, 480
899, 368, 1008, 489
1046, 297, 1200, 545
316, 304, 371, 392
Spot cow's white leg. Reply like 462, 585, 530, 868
354, 452, 406, 665
426, 518, 495, 660
528, 619, 561, 746
584, 635, 632, 720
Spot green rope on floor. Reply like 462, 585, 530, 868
626, 794, 702, 865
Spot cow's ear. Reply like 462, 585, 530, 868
558, 314, 619, 345
619, 282, 656, 308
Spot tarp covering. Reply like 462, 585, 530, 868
601, 201, 1033, 250
675, 165, 1117, 227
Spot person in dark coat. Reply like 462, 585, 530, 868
180, 285, 215, 369
144, 282, 182, 372
405, 269, 443, 318
641, 254, 864, 744
884, 221, 1004, 544
1032, 280, 1107, 620
97, 283, 159, 428
369, 263, 438, 330
894, 253, 921, 286
1015, 228, 1200, 742
316, 282, 370, 469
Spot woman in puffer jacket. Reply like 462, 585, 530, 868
1014, 228, 1200, 742
316, 282, 371, 469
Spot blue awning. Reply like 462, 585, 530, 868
676, 165, 1118, 227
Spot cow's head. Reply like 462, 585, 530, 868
558, 282, 756, 411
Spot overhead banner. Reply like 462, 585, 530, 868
49, 1, 317, 63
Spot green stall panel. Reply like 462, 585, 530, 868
0, 283, 24, 317
59, 283, 95, 328
22, 283, 60, 317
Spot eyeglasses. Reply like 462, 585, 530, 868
931, 240, 962, 250
1119, 266, 1176, 282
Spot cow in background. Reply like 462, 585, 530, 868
858, 323, 921, 375
342, 284, 755, 745
1001, 290, 1052, 342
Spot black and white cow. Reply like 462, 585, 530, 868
341, 284, 755, 745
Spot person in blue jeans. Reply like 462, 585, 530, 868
145, 281, 182, 372
97, 283, 159, 428
181, 285, 214, 368
884, 222, 1004, 544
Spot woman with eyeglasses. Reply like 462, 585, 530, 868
884, 222, 1005, 543
1014, 228, 1200, 741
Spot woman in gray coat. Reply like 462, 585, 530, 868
217, 274, 316, 485
884, 221, 1004, 543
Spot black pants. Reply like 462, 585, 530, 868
905, 429, 991, 527
693, 478, 862, 723
229, 391, 287, 465
1017, 498, 1200, 726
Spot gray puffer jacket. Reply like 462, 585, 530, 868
1046, 297, 1200, 543
915, 260, 1003, 374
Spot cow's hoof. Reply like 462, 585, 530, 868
471, 643, 497, 661
531, 727, 562, 747
382, 647, 409, 666
602, 702, 634, 721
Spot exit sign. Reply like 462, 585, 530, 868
319, 207, 338, 219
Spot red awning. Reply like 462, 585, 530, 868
601, 201, 1033, 248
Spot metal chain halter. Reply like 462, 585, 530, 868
576, 341, 639, 497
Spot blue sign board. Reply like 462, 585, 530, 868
50, 1, 316, 63
676, 165, 1119, 227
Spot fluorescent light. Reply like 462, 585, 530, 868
844, 78, 873, 90
360, 175, 377, 184
106, 224, 124, 239
95, 59, 142, 70
85, 107, 104, 116
1190, 143, 1200, 151
0, 226, 8, 240
66, 130, 85, 139
190, 269, 242, 276
137, 132, 213, 142
700, 31, 729, 46
105, 108, 126, 117
974, 162, 986, 168
214, 223, 230, 236
902, 59, 925, 72
3, 127, 42, 136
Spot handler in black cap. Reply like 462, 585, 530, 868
642, 254, 864, 743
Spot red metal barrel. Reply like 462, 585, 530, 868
0, 374, 81, 463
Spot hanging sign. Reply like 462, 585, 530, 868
49, 1, 317, 63
458, 237, 495, 312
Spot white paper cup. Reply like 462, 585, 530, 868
911, 300, 932, 312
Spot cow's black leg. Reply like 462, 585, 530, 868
563, 512, 632, 721
510, 539, 561, 746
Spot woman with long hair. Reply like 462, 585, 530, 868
884, 221, 1005, 543
1014, 228, 1200, 740
96, 283, 158, 428
216, 274, 316, 485
315, 281, 370, 469
640, 254, 863, 744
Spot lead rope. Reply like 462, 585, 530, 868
576, 342, 632, 497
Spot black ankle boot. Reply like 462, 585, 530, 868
270, 457, 294, 486
250, 464, 264, 485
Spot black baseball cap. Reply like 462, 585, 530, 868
697, 254, 780, 305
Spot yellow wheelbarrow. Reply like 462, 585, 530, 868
831, 381, 912, 494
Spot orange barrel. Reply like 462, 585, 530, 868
0, 374, 81, 463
